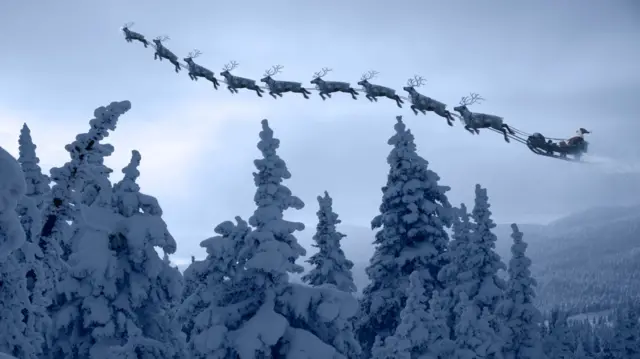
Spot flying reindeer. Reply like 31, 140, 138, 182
152, 36, 181, 73
357, 70, 404, 108
402, 75, 456, 126
453, 93, 516, 143
121, 22, 149, 48
219, 61, 264, 97
310, 68, 359, 100
183, 50, 220, 90
260, 65, 312, 99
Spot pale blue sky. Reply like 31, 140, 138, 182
1, 0, 639, 262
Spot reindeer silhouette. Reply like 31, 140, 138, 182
310, 68, 359, 100
357, 70, 404, 108
121, 22, 149, 48
183, 49, 220, 89
403, 75, 455, 126
453, 93, 515, 143
219, 61, 264, 97
261, 65, 312, 99
152, 36, 181, 73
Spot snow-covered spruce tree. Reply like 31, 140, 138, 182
469, 184, 507, 312
495, 224, 544, 359
193, 119, 360, 358
15, 125, 53, 357
49, 150, 188, 359
437, 203, 474, 330
373, 271, 454, 359
452, 292, 504, 359
611, 307, 640, 358
41, 100, 131, 261
302, 191, 356, 293
17, 124, 50, 210
176, 216, 251, 358
542, 309, 574, 359
0, 146, 42, 358
356, 115, 453, 358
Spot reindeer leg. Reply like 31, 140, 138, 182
142, 39, 149, 48
227, 86, 235, 94
302, 92, 309, 99
464, 126, 475, 134
154, 52, 159, 60
269, 92, 278, 99
319, 92, 327, 100
255, 88, 263, 97
350, 89, 359, 100
366, 95, 374, 102
411, 105, 419, 115
501, 129, 510, 143
474, 129, 480, 134
503, 124, 516, 135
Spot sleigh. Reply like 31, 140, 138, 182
526, 133, 589, 162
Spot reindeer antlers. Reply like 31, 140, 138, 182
313, 67, 332, 79
123, 22, 134, 29
154, 35, 170, 42
360, 70, 379, 81
406, 75, 426, 87
459, 92, 485, 106
264, 65, 284, 77
222, 60, 239, 72
188, 49, 202, 58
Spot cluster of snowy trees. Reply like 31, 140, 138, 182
0, 104, 638, 358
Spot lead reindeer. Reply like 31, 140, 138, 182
152, 36, 181, 73
260, 65, 312, 99
453, 93, 515, 143
219, 61, 264, 97
121, 22, 149, 48
402, 75, 456, 126
183, 49, 220, 90
357, 70, 404, 108
310, 68, 359, 100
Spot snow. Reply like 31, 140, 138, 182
302, 191, 357, 293
357, 116, 453, 358
0, 146, 26, 261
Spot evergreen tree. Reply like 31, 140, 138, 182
0, 147, 40, 358
176, 217, 251, 358
575, 341, 592, 359
496, 224, 544, 359
184, 120, 360, 358
356, 116, 453, 357
302, 191, 357, 293
469, 184, 507, 312
543, 309, 575, 359
49, 150, 187, 359
17, 123, 50, 210
611, 307, 640, 358
373, 271, 453, 359
452, 292, 503, 359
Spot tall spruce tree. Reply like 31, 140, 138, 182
356, 116, 453, 358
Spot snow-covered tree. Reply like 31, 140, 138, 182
17, 123, 50, 210
356, 116, 453, 357
176, 216, 251, 358
611, 307, 640, 358
41, 100, 131, 260
373, 271, 453, 359
0, 146, 26, 259
49, 149, 187, 359
496, 224, 544, 359
302, 191, 356, 293
187, 120, 360, 358
543, 309, 574, 359
452, 292, 503, 359
575, 341, 592, 359
0, 146, 42, 358
469, 184, 507, 312
437, 203, 474, 327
